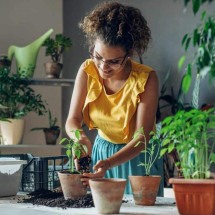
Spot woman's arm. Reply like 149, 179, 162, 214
83, 70, 159, 179
65, 63, 92, 156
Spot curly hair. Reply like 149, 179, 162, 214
79, 1, 151, 56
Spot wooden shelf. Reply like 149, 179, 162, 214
27, 78, 75, 87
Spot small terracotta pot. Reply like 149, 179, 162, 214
43, 128, 60, 145
89, 178, 126, 214
44, 62, 62, 78
58, 171, 87, 200
129, 175, 161, 206
169, 178, 215, 215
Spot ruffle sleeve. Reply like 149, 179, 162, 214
82, 59, 102, 129
121, 62, 153, 141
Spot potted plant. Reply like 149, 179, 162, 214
0, 67, 47, 145
31, 109, 60, 145
42, 33, 72, 79
129, 127, 162, 206
178, 1, 215, 109
58, 129, 91, 200
160, 108, 215, 215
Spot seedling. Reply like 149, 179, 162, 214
133, 127, 161, 176
59, 129, 88, 173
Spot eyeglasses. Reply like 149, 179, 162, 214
90, 53, 128, 70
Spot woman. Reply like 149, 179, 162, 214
65, 1, 163, 195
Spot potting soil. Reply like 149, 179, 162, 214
18, 189, 94, 209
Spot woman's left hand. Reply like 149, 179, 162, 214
81, 159, 110, 186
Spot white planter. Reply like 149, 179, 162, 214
0, 158, 27, 197
0, 119, 25, 145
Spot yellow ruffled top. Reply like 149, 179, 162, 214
82, 59, 153, 144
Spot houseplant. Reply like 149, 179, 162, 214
129, 127, 162, 206
42, 33, 72, 78
178, 0, 215, 109
58, 129, 91, 200
0, 67, 47, 145
31, 109, 60, 145
160, 108, 215, 215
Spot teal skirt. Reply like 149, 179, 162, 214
92, 134, 164, 196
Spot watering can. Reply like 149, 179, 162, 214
8, 28, 54, 78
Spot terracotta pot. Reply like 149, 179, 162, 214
58, 171, 87, 200
89, 178, 126, 214
44, 62, 62, 78
129, 175, 161, 206
169, 178, 215, 215
43, 128, 60, 145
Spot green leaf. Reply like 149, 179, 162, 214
192, 0, 200, 15
185, 37, 191, 51
178, 56, 186, 70
182, 73, 192, 94
168, 142, 175, 153
182, 33, 188, 46
160, 148, 168, 157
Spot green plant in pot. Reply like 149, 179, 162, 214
58, 129, 91, 200
42, 33, 72, 78
160, 108, 215, 215
31, 109, 60, 145
129, 127, 163, 206
0, 67, 46, 145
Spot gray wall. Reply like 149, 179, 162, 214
63, 0, 215, 129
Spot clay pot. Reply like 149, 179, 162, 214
58, 171, 87, 200
129, 175, 161, 206
169, 178, 215, 215
43, 128, 60, 145
89, 178, 126, 214
44, 62, 62, 78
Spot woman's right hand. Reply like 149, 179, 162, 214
81, 159, 111, 186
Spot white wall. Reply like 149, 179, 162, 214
0, 0, 63, 148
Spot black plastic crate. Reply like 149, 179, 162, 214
0, 154, 68, 192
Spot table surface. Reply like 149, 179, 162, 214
0, 193, 179, 215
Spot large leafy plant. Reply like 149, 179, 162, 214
160, 108, 215, 179
0, 67, 46, 119
134, 127, 161, 176
179, 0, 215, 108
59, 129, 88, 173
42, 34, 72, 63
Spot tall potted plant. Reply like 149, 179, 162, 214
58, 129, 91, 200
129, 127, 162, 206
160, 108, 215, 215
42, 33, 72, 78
0, 67, 47, 145
178, 0, 215, 109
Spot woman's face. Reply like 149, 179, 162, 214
91, 39, 128, 79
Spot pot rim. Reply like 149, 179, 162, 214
169, 177, 215, 184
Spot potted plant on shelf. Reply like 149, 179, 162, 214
58, 129, 91, 200
42, 33, 72, 79
160, 108, 215, 215
129, 127, 162, 206
31, 109, 60, 145
0, 67, 47, 145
